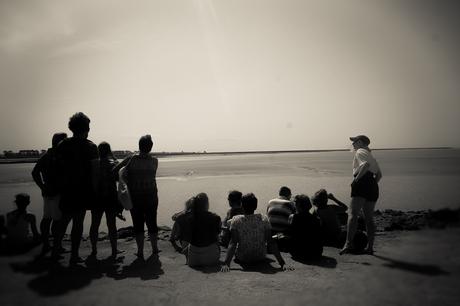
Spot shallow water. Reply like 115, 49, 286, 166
1, 149, 460, 233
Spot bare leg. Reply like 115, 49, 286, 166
52, 214, 71, 259
89, 210, 103, 255
40, 218, 52, 251
70, 210, 86, 262
106, 211, 118, 257
135, 232, 144, 259
340, 197, 365, 253
362, 201, 376, 253
149, 232, 159, 255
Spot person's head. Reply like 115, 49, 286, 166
227, 190, 242, 208
193, 193, 209, 213
294, 194, 312, 214
139, 135, 153, 154
98, 141, 113, 159
68, 112, 91, 138
185, 196, 195, 211
15, 193, 30, 211
350, 135, 370, 150
241, 193, 258, 215
51, 132, 67, 148
312, 189, 328, 208
279, 186, 291, 199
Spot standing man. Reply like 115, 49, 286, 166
52, 113, 99, 264
340, 135, 382, 255
32, 132, 67, 254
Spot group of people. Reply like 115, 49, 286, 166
0, 112, 383, 271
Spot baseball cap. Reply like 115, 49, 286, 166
350, 135, 370, 146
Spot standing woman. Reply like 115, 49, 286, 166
117, 135, 159, 259
90, 142, 123, 258
340, 135, 382, 255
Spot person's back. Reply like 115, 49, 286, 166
289, 213, 322, 259
187, 211, 221, 248
95, 157, 119, 203
267, 198, 295, 234
231, 213, 270, 263
126, 154, 158, 195
6, 210, 32, 245
314, 206, 341, 245
33, 147, 61, 197
57, 137, 98, 211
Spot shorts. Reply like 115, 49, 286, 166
351, 172, 379, 202
43, 195, 62, 220
130, 192, 158, 234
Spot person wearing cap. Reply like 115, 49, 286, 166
32, 132, 67, 254
340, 135, 382, 255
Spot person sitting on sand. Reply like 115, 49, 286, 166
221, 193, 291, 272
89, 142, 124, 259
32, 132, 67, 254
287, 194, 323, 260
267, 186, 296, 235
0, 215, 7, 252
312, 189, 348, 246
5, 194, 40, 252
219, 190, 244, 247
170, 197, 195, 253
180, 193, 221, 267
52, 112, 99, 264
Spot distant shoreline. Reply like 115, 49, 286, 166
0, 146, 454, 164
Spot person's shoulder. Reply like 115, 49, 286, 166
231, 214, 244, 224
207, 211, 221, 221
25, 213, 36, 221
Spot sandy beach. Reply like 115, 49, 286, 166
1, 209, 459, 306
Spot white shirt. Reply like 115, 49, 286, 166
353, 148, 380, 176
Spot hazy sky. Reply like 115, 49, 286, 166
1, 0, 459, 152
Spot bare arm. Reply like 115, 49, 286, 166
170, 222, 184, 253
31, 162, 45, 192
221, 229, 238, 272
266, 228, 286, 269
327, 193, 348, 210
375, 169, 383, 183
28, 215, 39, 239
353, 162, 370, 182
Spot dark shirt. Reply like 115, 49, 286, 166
180, 212, 221, 247
56, 137, 99, 211
288, 212, 322, 257
223, 207, 244, 226
32, 148, 60, 197
126, 154, 158, 195
94, 157, 119, 209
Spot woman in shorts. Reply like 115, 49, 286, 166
340, 135, 382, 255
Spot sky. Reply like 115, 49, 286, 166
1, 0, 459, 152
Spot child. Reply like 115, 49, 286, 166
219, 190, 243, 247
5, 193, 40, 253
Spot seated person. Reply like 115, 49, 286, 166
5, 193, 40, 252
312, 189, 367, 250
170, 197, 195, 253
219, 190, 244, 247
0, 215, 7, 252
221, 193, 292, 272
180, 193, 221, 267
287, 194, 323, 260
267, 186, 296, 235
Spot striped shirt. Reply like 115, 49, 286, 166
267, 197, 296, 233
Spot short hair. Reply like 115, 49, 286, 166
312, 189, 328, 207
52, 133, 67, 148
15, 193, 30, 208
98, 141, 112, 159
241, 193, 258, 214
279, 186, 291, 198
294, 194, 312, 212
68, 112, 90, 134
227, 190, 242, 203
139, 135, 153, 153
193, 193, 209, 213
